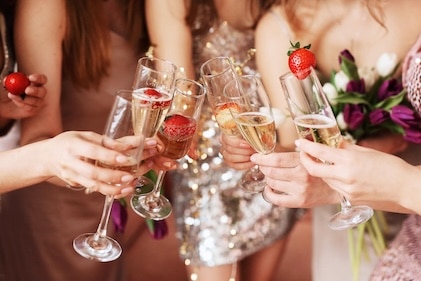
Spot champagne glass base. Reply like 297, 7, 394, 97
328, 205, 374, 230
133, 176, 155, 196
239, 169, 266, 193
73, 233, 122, 262
131, 195, 172, 220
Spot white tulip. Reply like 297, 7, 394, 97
334, 70, 350, 92
376, 52, 398, 77
358, 66, 378, 91
336, 112, 348, 130
323, 82, 339, 105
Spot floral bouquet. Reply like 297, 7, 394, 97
322, 50, 421, 281
323, 50, 421, 144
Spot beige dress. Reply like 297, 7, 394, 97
0, 8, 142, 281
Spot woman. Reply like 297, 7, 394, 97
221, 0, 421, 280
294, 33, 421, 281
145, 1, 300, 280
0, 1, 185, 281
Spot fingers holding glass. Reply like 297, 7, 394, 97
131, 78, 206, 220
72, 90, 151, 262
279, 67, 373, 230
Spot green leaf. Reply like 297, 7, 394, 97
335, 92, 371, 105
340, 56, 359, 80
374, 90, 406, 110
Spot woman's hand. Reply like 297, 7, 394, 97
296, 139, 419, 213
219, 133, 256, 170
44, 131, 160, 198
1, 73, 47, 119
250, 151, 337, 208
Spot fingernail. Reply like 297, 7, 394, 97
163, 161, 174, 168
116, 155, 129, 163
146, 138, 157, 146
121, 174, 134, 182
121, 187, 134, 195
294, 139, 300, 147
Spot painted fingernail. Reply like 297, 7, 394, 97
116, 155, 129, 163
121, 187, 134, 195
121, 174, 134, 182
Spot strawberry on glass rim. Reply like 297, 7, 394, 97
214, 102, 241, 132
162, 114, 197, 139
139, 88, 172, 109
287, 41, 316, 80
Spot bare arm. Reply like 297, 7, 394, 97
146, 0, 195, 79
15, 0, 65, 144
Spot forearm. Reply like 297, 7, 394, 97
0, 140, 52, 193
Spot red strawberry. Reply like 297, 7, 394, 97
144, 88, 162, 98
142, 88, 171, 109
287, 42, 316, 80
215, 102, 241, 129
163, 114, 196, 138
3, 72, 30, 95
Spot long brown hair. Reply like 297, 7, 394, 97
63, 0, 148, 89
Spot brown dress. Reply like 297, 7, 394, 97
0, 6, 141, 281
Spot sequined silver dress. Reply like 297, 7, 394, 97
170, 19, 300, 267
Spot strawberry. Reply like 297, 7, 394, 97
142, 88, 171, 109
162, 114, 196, 139
215, 102, 241, 129
144, 88, 162, 98
287, 41, 316, 80
3, 72, 30, 95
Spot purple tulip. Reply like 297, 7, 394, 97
403, 127, 421, 144
378, 79, 403, 101
343, 104, 365, 130
390, 105, 418, 128
346, 79, 366, 94
339, 49, 355, 64
111, 200, 128, 233
369, 108, 389, 125
151, 220, 168, 240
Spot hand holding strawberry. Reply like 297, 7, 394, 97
3, 72, 30, 96
287, 41, 316, 79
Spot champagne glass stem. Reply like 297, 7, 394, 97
150, 170, 166, 199
340, 195, 352, 212
94, 195, 114, 240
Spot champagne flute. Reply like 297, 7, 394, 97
73, 90, 151, 261
131, 56, 177, 195
131, 78, 206, 220
200, 57, 266, 192
279, 67, 374, 230
224, 74, 276, 175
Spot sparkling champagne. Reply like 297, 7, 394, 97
132, 88, 172, 137
294, 114, 342, 148
157, 115, 197, 160
235, 112, 276, 154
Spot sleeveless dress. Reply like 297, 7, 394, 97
170, 13, 300, 266
369, 50, 421, 281
0, 4, 143, 281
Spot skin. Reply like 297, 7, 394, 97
0, 73, 47, 130
295, 139, 419, 214
221, 0, 421, 207
146, 0, 288, 280
0, 131, 158, 196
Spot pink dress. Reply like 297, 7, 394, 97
370, 50, 421, 281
